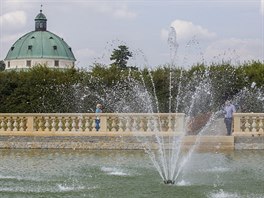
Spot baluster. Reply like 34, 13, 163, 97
160, 119, 165, 132
84, 117, 90, 132
167, 115, 172, 132
251, 116, 257, 133
258, 117, 264, 133
13, 117, 18, 131
158, 116, 163, 131
139, 116, 145, 132
117, 117, 124, 132
32, 117, 37, 132
125, 117, 130, 132
111, 116, 117, 132
116, 116, 121, 132
244, 116, 250, 133
92, 116, 96, 132
132, 116, 138, 132
58, 117, 63, 132
21, 117, 27, 131
78, 117, 83, 132
38, 117, 44, 131
51, 117, 56, 132
17, 117, 22, 131
153, 116, 159, 132
35, 117, 39, 131
241, 116, 246, 132
0, 118, 5, 131
72, 117, 77, 131
146, 116, 152, 132
65, 117, 70, 132
107, 116, 112, 131
44, 116, 50, 132
7, 118, 12, 131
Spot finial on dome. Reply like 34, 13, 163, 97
40, 4, 43, 13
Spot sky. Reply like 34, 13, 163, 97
0, 0, 263, 69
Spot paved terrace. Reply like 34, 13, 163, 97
0, 113, 263, 150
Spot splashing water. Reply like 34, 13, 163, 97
80, 27, 214, 184
124, 27, 221, 184
74, 27, 241, 185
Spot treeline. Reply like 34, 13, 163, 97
0, 61, 263, 113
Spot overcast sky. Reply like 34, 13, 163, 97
0, 0, 263, 69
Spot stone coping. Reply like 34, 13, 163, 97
0, 134, 235, 150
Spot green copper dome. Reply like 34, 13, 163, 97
5, 31, 76, 61
5, 9, 76, 62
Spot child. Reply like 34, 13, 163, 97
95, 104, 102, 131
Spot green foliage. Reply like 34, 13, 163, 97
241, 61, 264, 87
0, 62, 263, 113
0, 60, 5, 71
208, 63, 238, 108
150, 67, 171, 112
110, 45, 132, 69
26, 66, 82, 113
0, 66, 83, 113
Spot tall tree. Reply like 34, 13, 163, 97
110, 45, 132, 69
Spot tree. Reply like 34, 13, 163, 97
0, 60, 5, 71
110, 45, 132, 69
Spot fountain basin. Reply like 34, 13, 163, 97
0, 149, 263, 198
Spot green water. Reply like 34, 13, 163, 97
0, 149, 263, 198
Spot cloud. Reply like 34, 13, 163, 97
204, 38, 263, 63
0, 11, 27, 31
161, 20, 217, 42
73, 48, 99, 67
75, 48, 97, 58
75, 48, 98, 65
75, 2, 137, 19
161, 29, 169, 41
2, 0, 25, 10
113, 5, 137, 19
0, 33, 23, 43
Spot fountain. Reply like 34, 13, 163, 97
88, 28, 262, 186
1, 27, 264, 197
77, 27, 226, 185
67, 26, 264, 189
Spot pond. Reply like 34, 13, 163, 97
0, 149, 263, 198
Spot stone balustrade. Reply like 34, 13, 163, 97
233, 113, 264, 136
2, 113, 263, 150
1, 113, 263, 137
0, 113, 185, 135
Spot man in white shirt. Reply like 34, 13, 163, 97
223, 100, 236, 136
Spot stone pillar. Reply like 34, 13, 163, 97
27, 116, 34, 132
233, 113, 241, 136
175, 113, 185, 134
100, 115, 107, 132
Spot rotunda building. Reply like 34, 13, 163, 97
4, 9, 76, 70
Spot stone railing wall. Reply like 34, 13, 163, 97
233, 113, 264, 136
1, 113, 263, 137
0, 113, 185, 135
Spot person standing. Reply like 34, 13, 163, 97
95, 104, 102, 131
223, 100, 236, 136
